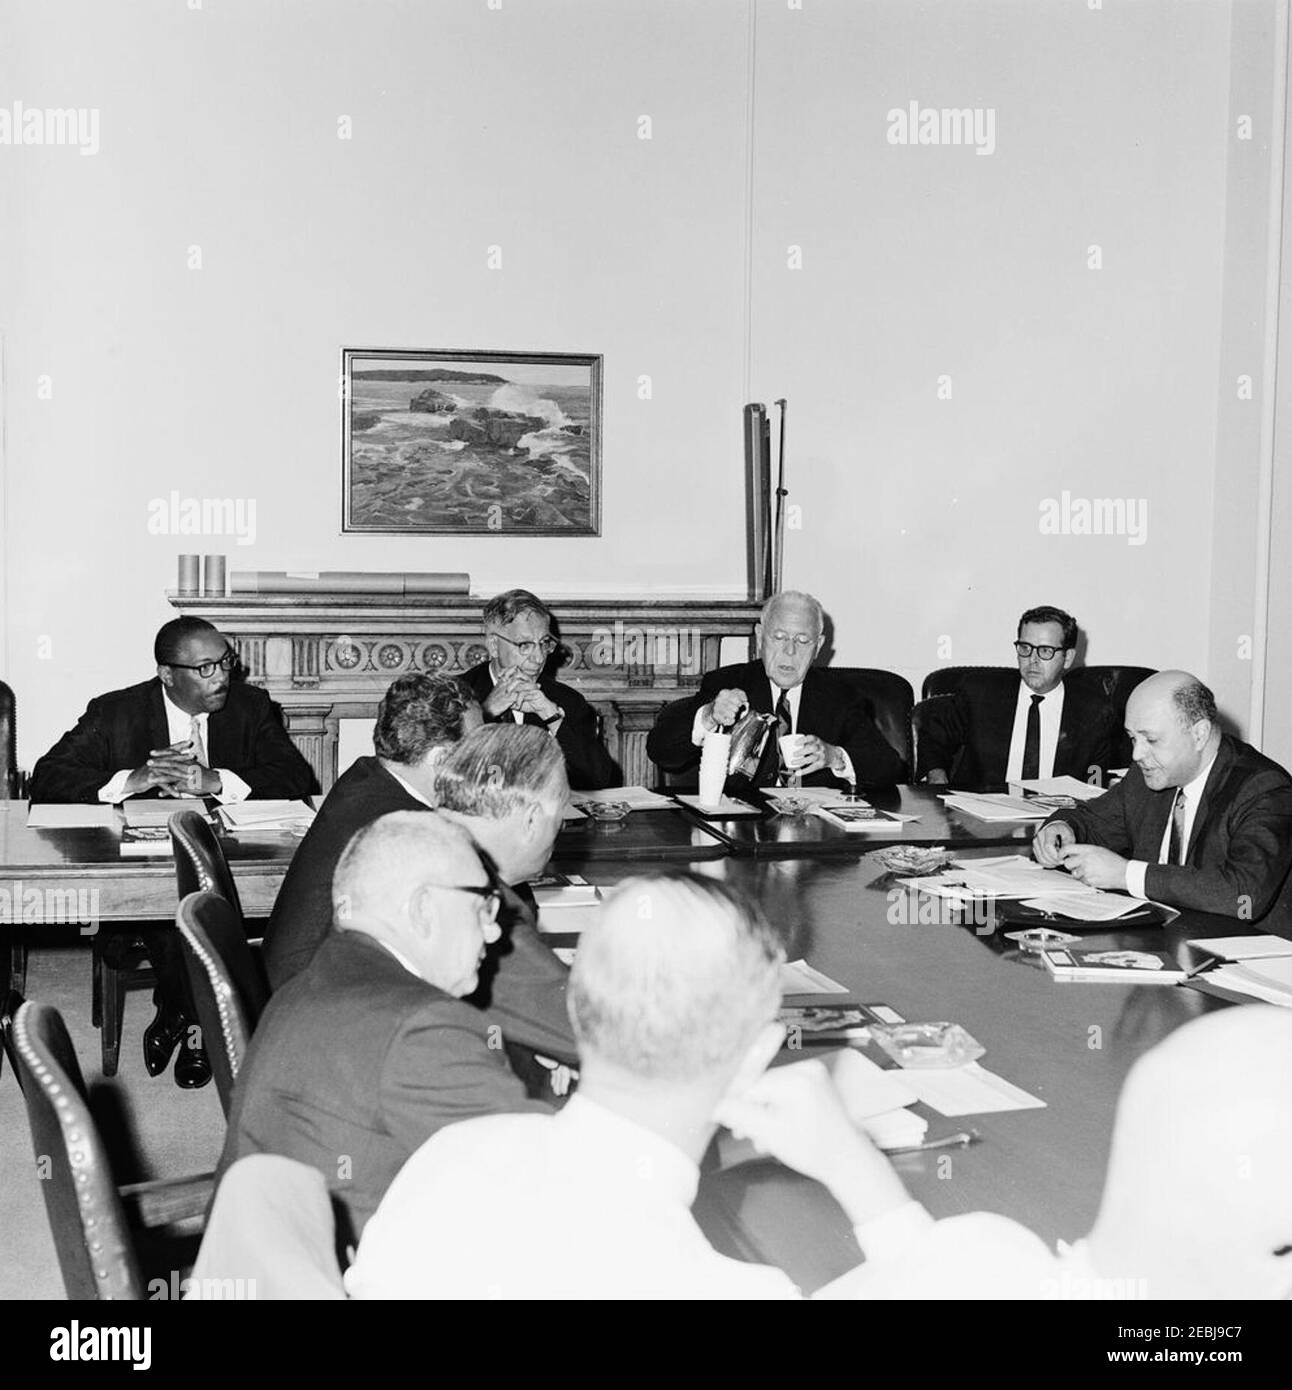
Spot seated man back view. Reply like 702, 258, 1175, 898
917, 605, 1115, 789
346, 871, 918, 1299
262, 672, 481, 989
647, 590, 905, 793
218, 811, 555, 1251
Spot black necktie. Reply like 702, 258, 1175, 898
775, 690, 792, 787
1020, 695, 1042, 781
1166, 789, 1187, 865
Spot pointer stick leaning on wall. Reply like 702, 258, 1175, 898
772, 398, 788, 594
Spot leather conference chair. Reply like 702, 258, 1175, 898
190, 1154, 346, 1299
826, 667, 914, 777
12, 1000, 213, 1300
175, 889, 269, 1117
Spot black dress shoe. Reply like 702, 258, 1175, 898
142, 1007, 187, 1077
174, 1035, 212, 1090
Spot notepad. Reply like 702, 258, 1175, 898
779, 959, 849, 995
897, 1062, 1046, 1116
26, 804, 117, 829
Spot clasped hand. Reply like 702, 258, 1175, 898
485, 667, 561, 725
124, 741, 221, 798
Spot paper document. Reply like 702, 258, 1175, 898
572, 787, 674, 811
26, 804, 117, 829
948, 856, 1098, 899
779, 959, 850, 995
561, 804, 588, 822
120, 798, 209, 826
898, 1062, 1046, 1116
941, 793, 1049, 821
1011, 776, 1107, 803
1020, 893, 1148, 922
217, 800, 315, 830
537, 903, 603, 936
1188, 936, 1292, 962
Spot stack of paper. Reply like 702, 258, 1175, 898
27, 804, 117, 829
1011, 776, 1107, 803
121, 798, 209, 826
1188, 936, 1292, 962
941, 793, 1049, 821
1205, 956, 1292, 1007
825, 1050, 928, 1150
216, 800, 316, 832
535, 877, 604, 935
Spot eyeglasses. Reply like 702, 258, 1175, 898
1014, 641, 1069, 661
166, 650, 236, 679
768, 630, 818, 649
440, 883, 503, 920
493, 632, 558, 659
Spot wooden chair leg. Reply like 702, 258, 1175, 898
101, 958, 124, 1078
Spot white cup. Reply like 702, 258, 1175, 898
778, 733, 808, 772
699, 732, 731, 806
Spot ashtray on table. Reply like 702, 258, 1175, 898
870, 1021, 985, 1069
873, 845, 952, 875
582, 801, 631, 823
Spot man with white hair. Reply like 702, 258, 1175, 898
345, 870, 921, 1298
217, 811, 553, 1249
647, 590, 905, 792
1033, 670, 1292, 935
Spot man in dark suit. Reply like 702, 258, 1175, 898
1033, 671, 1292, 936
261, 672, 481, 990
462, 588, 619, 791
918, 606, 1116, 790
646, 590, 905, 792
219, 810, 557, 1250
28, 616, 315, 1088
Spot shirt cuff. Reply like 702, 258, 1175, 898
214, 769, 250, 804
832, 749, 856, 784
98, 770, 135, 804
691, 705, 716, 748
853, 1200, 936, 1263
1125, 860, 1150, 899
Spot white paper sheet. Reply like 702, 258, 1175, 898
536, 902, 603, 936
26, 804, 117, 829
941, 793, 1049, 821
897, 1062, 1046, 1116
779, 959, 850, 995
572, 787, 674, 810
1011, 776, 1107, 802
1207, 957, 1292, 1006
1020, 893, 1147, 921
1188, 936, 1292, 962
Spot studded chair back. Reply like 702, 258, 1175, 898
12, 1000, 145, 1300
175, 891, 269, 1116
169, 810, 245, 921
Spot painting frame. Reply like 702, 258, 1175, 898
341, 347, 603, 537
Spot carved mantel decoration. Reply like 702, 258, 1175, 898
169, 592, 760, 791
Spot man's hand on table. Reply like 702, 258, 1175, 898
715, 1058, 911, 1228
1031, 820, 1076, 868
1059, 843, 1130, 890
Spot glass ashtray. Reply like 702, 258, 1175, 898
870, 1021, 985, 1069
583, 800, 631, 822
874, 845, 952, 875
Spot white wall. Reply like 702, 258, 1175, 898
2, 0, 1283, 769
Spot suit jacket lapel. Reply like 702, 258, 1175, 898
1185, 738, 1235, 863
147, 681, 172, 757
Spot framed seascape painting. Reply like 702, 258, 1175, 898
341, 348, 602, 535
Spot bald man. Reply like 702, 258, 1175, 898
217, 812, 553, 1249
1032, 672, 1292, 937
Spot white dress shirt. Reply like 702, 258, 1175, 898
690, 676, 856, 784
1005, 680, 1065, 783
1124, 749, 1219, 899
346, 1095, 801, 1300
97, 688, 250, 804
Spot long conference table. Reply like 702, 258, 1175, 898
0, 788, 1263, 1293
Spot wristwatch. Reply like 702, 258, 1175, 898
538, 711, 563, 728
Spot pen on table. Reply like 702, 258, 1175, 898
1182, 956, 1222, 981
886, 1130, 978, 1155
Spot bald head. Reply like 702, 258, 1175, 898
1124, 670, 1221, 791
1089, 1005, 1292, 1298
569, 872, 784, 1084
332, 811, 500, 996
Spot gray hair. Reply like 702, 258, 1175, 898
570, 871, 785, 1082
432, 724, 565, 819
332, 811, 478, 928
482, 588, 553, 631
1173, 679, 1218, 728
759, 590, 824, 635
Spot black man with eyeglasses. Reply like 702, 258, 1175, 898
29, 615, 315, 1087
461, 589, 619, 790
647, 590, 905, 793
918, 605, 1115, 790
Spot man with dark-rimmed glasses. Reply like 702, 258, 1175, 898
917, 605, 1115, 790
29, 615, 314, 1088
462, 588, 619, 789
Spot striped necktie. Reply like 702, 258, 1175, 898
190, 716, 209, 768
1165, 788, 1187, 865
